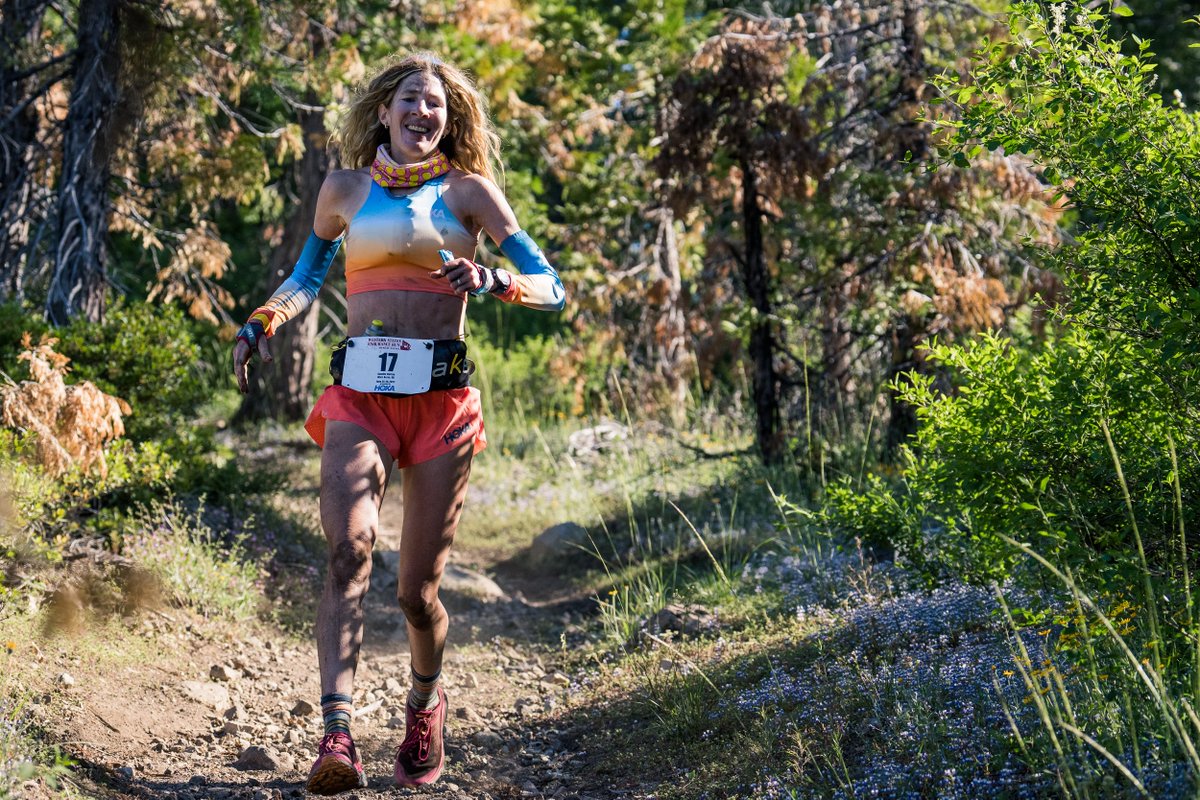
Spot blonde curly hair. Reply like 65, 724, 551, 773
335, 52, 501, 183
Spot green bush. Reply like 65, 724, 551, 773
0, 302, 50, 366
879, 329, 1192, 584
472, 334, 582, 424
0, 429, 177, 547
857, 0, 1200, 585
54, 303, 212, 442
0, 300, 213, 443
821, 10, 1200, 788
821, 472, 919, 565
938, 0, 1200, 376
0, 301, 273, 523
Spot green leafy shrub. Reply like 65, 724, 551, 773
946, 6, 1200, 372
0, 429, 176, 547
821, 472, 920, 566
0, 302, 50, 366
0, 302, 273, 524
842, 5, 1200, 791
883, 329, 1192, 583
861, 0, 1200, 587
54, 303, 211, 442
472, 334, 582, 424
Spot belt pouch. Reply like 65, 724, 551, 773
329, 337, 473, 395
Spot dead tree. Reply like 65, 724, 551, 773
45, 0, 122, 324
0, 0, 58, 302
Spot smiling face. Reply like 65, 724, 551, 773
378, 71, 449, 164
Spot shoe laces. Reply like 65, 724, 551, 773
318, 731, 355, 759
397, 706, 438, 763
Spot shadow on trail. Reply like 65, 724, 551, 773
485, 452, 785, 610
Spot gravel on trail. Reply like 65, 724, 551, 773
37, 556, 636, 800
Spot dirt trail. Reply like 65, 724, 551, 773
44, 477, 629, 800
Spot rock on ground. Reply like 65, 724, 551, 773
440, 563, 508, 602
180, 680, 230, 710
232, 745, 281, 771
530, 522, 590, 562
376, 552, 507, 602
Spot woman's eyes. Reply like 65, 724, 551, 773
399, 96, 442, 108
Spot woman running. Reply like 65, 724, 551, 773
232, 51, 565, 794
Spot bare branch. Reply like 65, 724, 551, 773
1, 67, 72, 130
271, 81, 327, 113
193, 86, 287, 139
3, 50, 73, 83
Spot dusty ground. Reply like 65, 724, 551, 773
19, 463, 640, 800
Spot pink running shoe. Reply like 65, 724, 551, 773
394, 686, 447, 787
305, 731, 367, 795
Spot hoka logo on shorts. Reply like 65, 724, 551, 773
443, 421, 472, 446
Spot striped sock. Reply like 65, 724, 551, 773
407, 666, 441, 711
320, 692, 353, 737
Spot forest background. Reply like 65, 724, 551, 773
5, 0, 1200, 797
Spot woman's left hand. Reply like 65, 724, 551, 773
430, 257, 482, 295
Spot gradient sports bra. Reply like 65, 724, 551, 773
343, 175, 478, 296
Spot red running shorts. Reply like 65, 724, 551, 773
304, 385, 486, 468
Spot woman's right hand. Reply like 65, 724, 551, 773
233, 324, 273, 394
430, 256, 484, 295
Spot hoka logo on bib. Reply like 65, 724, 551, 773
443, 421, 472, 445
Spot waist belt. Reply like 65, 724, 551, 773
329, 336, 473, 396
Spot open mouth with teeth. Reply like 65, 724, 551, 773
405, 124, 432, 134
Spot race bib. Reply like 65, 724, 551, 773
340, 336, 435, 394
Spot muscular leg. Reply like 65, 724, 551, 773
396, 440, 474, 680
316, 420, 393, 698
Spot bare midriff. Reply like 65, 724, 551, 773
347, 288, 467, 341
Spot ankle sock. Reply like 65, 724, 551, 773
407, 666, 441, 710
320, 692, 353, 736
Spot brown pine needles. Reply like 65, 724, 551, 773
0, 333, 131, 478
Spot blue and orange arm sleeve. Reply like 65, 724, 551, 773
485, 231, 565, 312
240, 231, 342, 342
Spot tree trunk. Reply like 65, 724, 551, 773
235, 81, 330, 423
885, 316, 919, 456
820, 260, 856, 434
0, 0, 55, 302
45, 0, 121, 324
740, 160, 783, 463
883, 0, 928, 457
894, 0, 928, 160
649, 205, 689, 421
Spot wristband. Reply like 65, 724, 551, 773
237, 320, 266, 348
470, 264, 495, 296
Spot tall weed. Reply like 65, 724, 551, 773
121, 500, 263, 621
